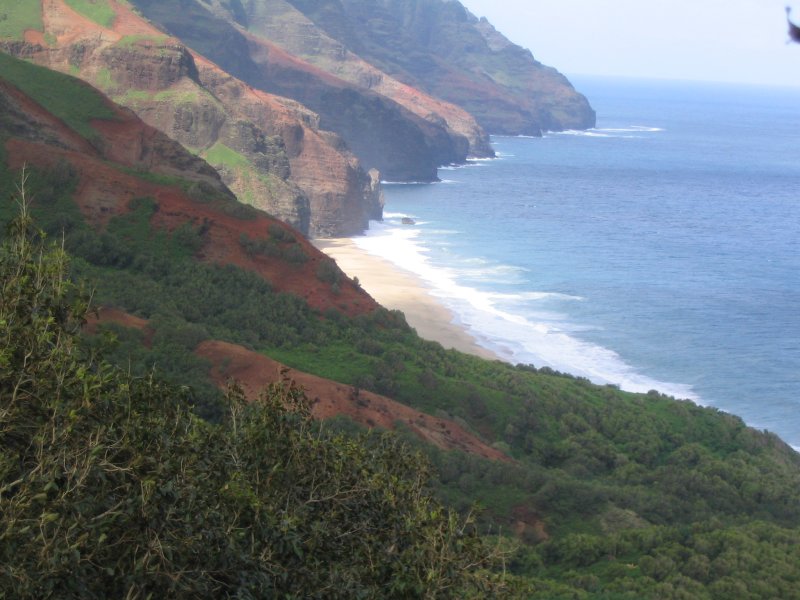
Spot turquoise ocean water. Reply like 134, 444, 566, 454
355, 77, 800, 448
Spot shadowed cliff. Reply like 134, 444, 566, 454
282, 0, 596, 135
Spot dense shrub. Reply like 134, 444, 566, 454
0, 181, 503, 598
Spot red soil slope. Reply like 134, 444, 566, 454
197, 339, 510, 462
1, 71, 376, 317
84, 309, 509, 462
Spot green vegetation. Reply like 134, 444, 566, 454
93, 67, 115, 90
115, 33, 169, 47
112, 89, 151, 105
3, 158, 800, 597
201, 141, 292, 209
0, 187, 502, 597
63, 0, 116, 28
204, 141, 251, 170
240, 231, 308, 264
113, 88, 206, 108
153, 89, 201, 104
0, 0, 42, 40
0, 52, 117, 141
0, 49, 797, 592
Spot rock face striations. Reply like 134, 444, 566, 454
190, 0, 495, 159
280, 0, 596, 135
1, 0, 382, 237
128, 0, 472, 182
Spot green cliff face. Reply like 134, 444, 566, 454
283, 0, 596, 135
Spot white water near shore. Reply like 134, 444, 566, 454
313, 237, 499, 362
345, 211, 697, 400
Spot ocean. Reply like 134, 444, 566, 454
355, 76, 800, 449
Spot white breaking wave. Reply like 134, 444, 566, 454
426, 229, 461, 235
354, 219, 698, 401
381, 180, 435, 185
604, 125, 664, 132
382, 211, 415, 220
549, 125, 664, 139
485, 290, 585, 302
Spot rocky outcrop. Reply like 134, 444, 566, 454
0, 59, 229, 200
128, 0, 470, 181
282, 0, 596, 135
0, 0, 382, 236
193, 53, 384, 235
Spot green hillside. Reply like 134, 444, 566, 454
0, 0, 42, 40
4, 158, 800, 599
2, 51, 800, 599
0, 52, 117, 141
0, 195, 500, 598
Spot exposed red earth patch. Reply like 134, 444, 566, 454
84, 307, 153, 345
197, 339, 511, 462
82, 306, 510, 462
9, 135, 375, 316
42, 0, 122, 46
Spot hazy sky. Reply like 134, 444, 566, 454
459, 0, 800, 87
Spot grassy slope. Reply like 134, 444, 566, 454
63, 0, 116, 28
0, 52, 117, 140
0, 0, 42, 40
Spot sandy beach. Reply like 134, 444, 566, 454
313, 238, 501, 362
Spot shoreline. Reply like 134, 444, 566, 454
313, 237, 502, 362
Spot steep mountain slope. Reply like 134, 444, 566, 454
186, 0, 494, 158
1, 0, 382, 236
282, 0, 596, 135
0, 49, 374, 312
128, 0, 472, 181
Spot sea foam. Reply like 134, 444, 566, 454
549, 126, 665, 139
355, 215, 697, 401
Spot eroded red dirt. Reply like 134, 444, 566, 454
84, 307, 153, 345
4, 126, 376, 317
197, 339, 511, 462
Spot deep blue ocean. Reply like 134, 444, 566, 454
356, 76, 800, 449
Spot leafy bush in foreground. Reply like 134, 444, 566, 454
0, 180, 503, 598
